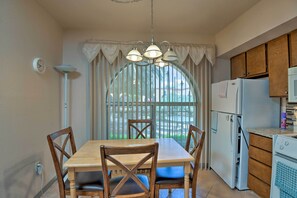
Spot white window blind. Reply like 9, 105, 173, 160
106, 63, 198, 146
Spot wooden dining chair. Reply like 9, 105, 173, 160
154, 125, 205, 198
47, 127, 107, 198
100, 143, 159, 198
128, 119, 154, 139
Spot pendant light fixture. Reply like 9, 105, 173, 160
126, 48, 143, 62
155, 57, 169, 67
163, 48, 178, 62
125, 0, 178, 66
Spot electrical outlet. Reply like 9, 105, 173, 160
35, 161, 43, 175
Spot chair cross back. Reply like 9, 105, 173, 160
100, 143, 159, 197
48, 127, 107, 198
128, 119, 153, 139
154, 125, 205, 198
53, 134, 72, 170
47, 127, 76, 178
185, 125, 204, 155
185, 125, 205, 171
188, 130, 200, 155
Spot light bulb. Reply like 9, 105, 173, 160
131, 55, 137, 61
159, 62, 165, 67
150, 51, 157, 58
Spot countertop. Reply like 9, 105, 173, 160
247, 128, 297, 138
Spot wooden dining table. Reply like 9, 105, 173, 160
64, 138, 194, 198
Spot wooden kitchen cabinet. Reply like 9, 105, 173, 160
290, 29, 297, 67
231, 53, 246, 79
246, 44, 267, 77
267, 35, 289, 97
248, 133, 272, 198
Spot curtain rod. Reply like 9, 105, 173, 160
85, 39, 215, 47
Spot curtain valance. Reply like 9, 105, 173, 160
82, 42, 216, 66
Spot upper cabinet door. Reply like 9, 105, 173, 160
231, 53, 246, 80
290, 30, 297, 67
267, 35, 289, 97
246, 44, 267, 77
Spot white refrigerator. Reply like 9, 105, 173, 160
210, 78, 280, 190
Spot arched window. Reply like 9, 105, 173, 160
106, 63, 198, 146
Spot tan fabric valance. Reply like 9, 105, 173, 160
82, 42, 216, 66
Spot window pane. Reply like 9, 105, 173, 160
107, 63, 198, 147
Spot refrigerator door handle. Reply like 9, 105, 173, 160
225, 114, 233, 145
235, 89, 239, 114
230, 115, 233, 145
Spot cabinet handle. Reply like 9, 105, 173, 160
247, 72, 250, 75
285, 91, 288, 94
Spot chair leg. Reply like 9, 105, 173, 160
191, 187, 196, 198
155, 185, 160, 198
99, 191, 104, 198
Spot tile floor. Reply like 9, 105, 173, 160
41, 170, 259, 198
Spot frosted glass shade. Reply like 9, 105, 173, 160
126, 48, 143, 62
163, 48, 178, 62
155, 57, 169, 67
143, 44, 162, 59
55, 65, 77, 73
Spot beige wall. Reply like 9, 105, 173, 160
212, 58, 230, 83
0, 0, 62, 197
3, 0, 297, 196
216, 0, 297, 58
63, 30, 216, 144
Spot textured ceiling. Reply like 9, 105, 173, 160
37, 0, 260, 35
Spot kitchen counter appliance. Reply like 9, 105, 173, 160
211, 78, 280, 190
271, 134, 297, 198
288, 67, 297, 103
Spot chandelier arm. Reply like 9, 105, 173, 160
135, 41, 145, 50
159, 41, 171, 47
136, 41, 145, 45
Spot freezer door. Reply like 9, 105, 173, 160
211, 79, 242, 114
241, 78, 280, 129
211, 112, 238, 188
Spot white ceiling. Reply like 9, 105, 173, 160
37, 0, 260, 35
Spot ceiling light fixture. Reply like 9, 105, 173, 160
125, 0, 178, 67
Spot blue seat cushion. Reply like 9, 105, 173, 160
65, 171, 110, 191
109, 174, 149, 195
156, 166, 192, 184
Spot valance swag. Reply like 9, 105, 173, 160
82, 42, 216, 66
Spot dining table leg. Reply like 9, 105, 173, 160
68, 167, 76, 198
184, 162, 191, 198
